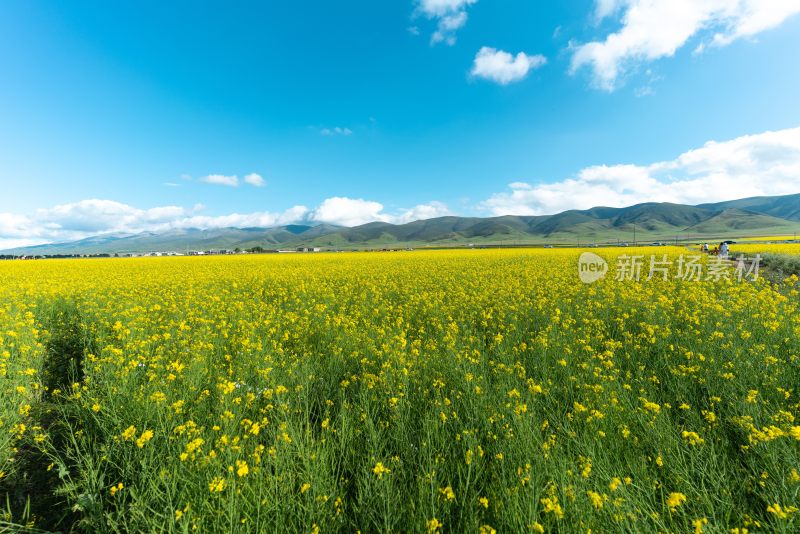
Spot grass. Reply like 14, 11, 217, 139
759, 253, 800, 281
0, 249, 799, 532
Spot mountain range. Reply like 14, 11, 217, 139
4, 193, 800, 255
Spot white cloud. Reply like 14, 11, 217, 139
415, 0, 478, 45
0, 238, 39, 250
244, 173, 266, 187
321, 127, 353, 136
197, 173, 265, 187
594, 0, 626, 20
310, 197, 392, 227
471, 47, 547, 85
0, 200, 309, 248
0, 197, 452, 249
34, 200, 197, 236
432, 12, 468, 45
0, 214, 36, 247
0, 200, 204, 248
200, 174, 239, 187
396, 201, 452, 223
482, 126, 800, 215
417, 0, 476, 16
310, 197, 453, 226
167, 208, 310, 231
571, 0, 800, 90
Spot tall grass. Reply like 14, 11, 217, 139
761, 253, 800, 279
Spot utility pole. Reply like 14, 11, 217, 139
633, 223, 636, 246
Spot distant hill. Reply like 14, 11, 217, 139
698, 193, 800, 221
4, 193, 800, 255
684, 208, 800, 233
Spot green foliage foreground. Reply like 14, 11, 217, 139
0, 250, 798, 532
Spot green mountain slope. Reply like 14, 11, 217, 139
684, 208, 800, 233
698, 193, 800, 221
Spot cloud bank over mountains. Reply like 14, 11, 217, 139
2, 126, 799, 249
0, 198, 452, 250
483, 126, 800, 215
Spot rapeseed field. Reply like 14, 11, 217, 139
0, 248, 798, 532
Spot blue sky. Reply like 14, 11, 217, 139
1, 0, 800, 246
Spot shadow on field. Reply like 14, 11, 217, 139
0, 298, 91, 533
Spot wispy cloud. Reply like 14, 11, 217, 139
320, 127, 353, 136
415, 0, 478, 46
244, 173, 266, 187
571, 0, 800, 91
470, 47, 547, 85
200, 174, 239, 187
482, 126, 800, 215
197, 173, 266, 187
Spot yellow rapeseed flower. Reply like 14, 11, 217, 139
439, 485, 455, 502
136, 429, 154, 448
208, 477, 226, 493
667, 492, 687, 511
121, 425, 137, 441
682, 431, 705, 446
236, 460, 249, 477
372, 462, 390, 479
